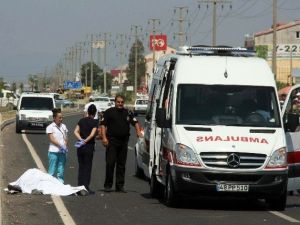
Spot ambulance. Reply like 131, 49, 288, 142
134, 46, 300, 210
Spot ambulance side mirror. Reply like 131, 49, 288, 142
285, 113, 299, 132
156, 108, 171, 128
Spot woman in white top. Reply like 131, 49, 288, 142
46, 108, 68, 183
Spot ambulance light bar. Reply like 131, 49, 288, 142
177, 46, 256, 57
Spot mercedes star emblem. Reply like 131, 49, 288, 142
227, 153, 240, 168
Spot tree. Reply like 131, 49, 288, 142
80, 62, 112, 93
126, 39, 146, 90
28, 74, 36, 91
19, 83, 24, 93
11, 82, 17, 92
255, 45, 268, 59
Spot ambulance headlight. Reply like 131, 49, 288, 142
174, 144, 201, 166
266, 147, 287, 169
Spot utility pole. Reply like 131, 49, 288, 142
173, 6, 188, 47
101, 32, 112, 94
131, 25, 142, 97
148, 18, 160, 73
198, 0, 231, 46
90, 34, 94, 90
115, 33, 127, 86
272, 0, 277, 79
77, 42, 83, 81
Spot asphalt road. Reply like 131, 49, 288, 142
1, 114, 300, 225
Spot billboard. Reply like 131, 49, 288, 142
149, 34, 167, 51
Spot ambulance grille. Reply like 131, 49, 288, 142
200, 152, 266, 169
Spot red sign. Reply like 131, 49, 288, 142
150, 35, 167, 51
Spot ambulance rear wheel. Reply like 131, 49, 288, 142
134, 150, 144, 178
150, 169, 163, 198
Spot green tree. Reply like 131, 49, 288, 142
28, 74, 36, 91
11, 82, 17, 92
19, 83, 24, 93
80, 62, 112, 93
126, 39, 146, 90
255, 45, 268, 59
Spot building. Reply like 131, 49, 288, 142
145, 46, 176, 90
254, 20, 300, 84
110, 46, 176, 94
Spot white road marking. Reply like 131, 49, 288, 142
269, 211, 300, 223
22, 133, 76, 225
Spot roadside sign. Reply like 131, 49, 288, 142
63, 81, 82, 89
150, 34, 167, 51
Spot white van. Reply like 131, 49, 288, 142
16, 93, 56, 133
135, 46, 300, 210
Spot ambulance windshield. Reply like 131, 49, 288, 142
176, 84, 281, 127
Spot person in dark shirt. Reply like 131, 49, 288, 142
74, 104, 98, 195
100, 94, 142, 193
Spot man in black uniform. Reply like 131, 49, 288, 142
100, 94, 142, 193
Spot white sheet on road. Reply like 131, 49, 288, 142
9, 168, 86, 196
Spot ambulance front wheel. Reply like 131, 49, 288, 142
164, 172, 181, 207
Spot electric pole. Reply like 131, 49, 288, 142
90, 34, 94, 90
198, 0, 231, 46
115, 33, 128, 86
148, 18, 160, 73
173, 6, 188, 47
131, 25, 142, 97
101, 32, 112, 94
272, 0, 277, 79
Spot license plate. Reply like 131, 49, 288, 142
30, 122, 44, 128
216, 184, 249, 192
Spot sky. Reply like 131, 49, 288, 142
0, 0, 300, 83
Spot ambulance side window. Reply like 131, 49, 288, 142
284, 87, 300, 132
165, 84, 173, 120
146, 84, 156, 121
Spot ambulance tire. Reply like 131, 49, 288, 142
150, 170, 163, 198
266, 189, 287, 211
164, 172, 181, 207
16, 120, 21, 134
134, 150, 144, 178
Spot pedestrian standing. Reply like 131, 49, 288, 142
46, 108, 68, 183
100, 94, 142, 193
84, 98, 101, 120
74, 104, 98, 195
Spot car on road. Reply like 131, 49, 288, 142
93, 96, 113, 112
109, 97, 115, 107
133, 99, 148, 115
15, 93, 55, 133
55, 96, 75, 108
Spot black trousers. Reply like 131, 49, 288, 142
77, 144, 94, 190
104, 137, 128, 189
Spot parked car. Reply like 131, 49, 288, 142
133, 99, 148, 115
16, 93, 55, 133
55, 97, 75, 108
109, 97, 115, 107
93, 96, 113, 112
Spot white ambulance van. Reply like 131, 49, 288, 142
135, 46, 300, 210
16, 92, 56, 133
